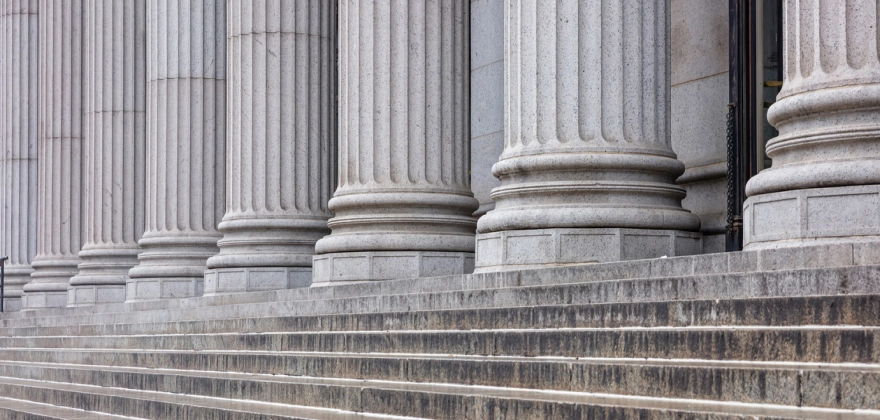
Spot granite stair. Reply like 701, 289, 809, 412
1, 245, 879, 418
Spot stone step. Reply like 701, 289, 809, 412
2, 326, 879, 363
0, 353, 878, 411
2, 242, 871, 323
0, 396, 144, 419
0, 362, 874, 419
5, 264, 879, 331
3, 294, 879, 337
0, 376, 423, 420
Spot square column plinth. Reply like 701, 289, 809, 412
475, 228, 702, 273
312, 252, 475, 286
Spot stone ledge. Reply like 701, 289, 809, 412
203, 267, 311, 296
313, 251, 475, 284
475, 228, 702, 272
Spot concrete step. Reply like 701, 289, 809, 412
0, 353, 878, 411
0, 375, 424, 420
0, 395, 144, 419
2, 326, 879, 363
2, 241, 872, 323
4, 294, 879, 337
5, 264, 880, 331
0, 362, 875, 419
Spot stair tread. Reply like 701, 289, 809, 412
0, 375, 426, 420
0, 395, 145, 419
0, 363, 876, 419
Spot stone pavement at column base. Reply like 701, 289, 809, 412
2, 243, 880, 419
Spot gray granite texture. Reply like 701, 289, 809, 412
23, 0, 86, 310
313, 0, 478, 284
475, 0, 702, 270
0, 0, 38, 312
204, 0, 337, 294
470, 0, 504, 218
127, 0, 227, 301
744, 0, 880, 250
69, 0, 147, 307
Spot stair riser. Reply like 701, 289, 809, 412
0, 408, 60, 420
0, 382, 308, 420
4, 295, 880, 337
4, 266, 879, 330
1, 329, 878, 363
0, 376, 776, 420
0, 359, 876, 410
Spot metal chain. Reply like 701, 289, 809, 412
725, 103, 736, 237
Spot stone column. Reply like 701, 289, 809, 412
474, 0, 701, 272
127, 0, 225, 301
312, 0, 478, 284
203, 0, 335, 294
744, 1, 880, 249
0, 0, 38, 312
22, 0, 85, 309
68, 0, 146, 306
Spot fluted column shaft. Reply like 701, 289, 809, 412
204, 0, 335, 294
474, 0, 701, 271
22, 0, 85, 309
744, 1, 880, 249
312, 0, 478, 284
127, 0, 225, 301
68, 0, 146, 306
0, 0, 38, 311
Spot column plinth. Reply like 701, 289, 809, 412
23, 0, 86, 309
474, 1, 701, 273
68, 0, 146, 306
744, 1, 880, 250
126, 0, 226, 301
312, 0, 478, 284
0, 1, 39, 311
203, 0, 336, 294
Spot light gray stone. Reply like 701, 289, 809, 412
313, 0, 478, 284
745, 1, 880, 249
203, 0, 336, 295
476, 0, 701, 271
23, 0, 86, 310
68, 0, 147, 307
469, 0, 504, 219
0, 0, 38, 311
475, 228, 702, 272
127, 0, 226, 301
670, 0, 728, 86
313, 252, 474, 285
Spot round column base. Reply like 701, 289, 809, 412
474, 228, 703, 273
744, 184, 880, 250
312, 251, 475, 285
203, 267, 312, 296
125, 277, 204, 302
67, 284, 126, 307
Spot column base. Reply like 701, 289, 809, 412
125, 277, 204, 302
67, 284, 126, 307
744, 184, 880, 250
203, 267, 311, 296
474, 228, 703, 273
312, 251, 475, 285
21, 289, 68, 310
1, 297, 21, 312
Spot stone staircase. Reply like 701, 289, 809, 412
1, 244, 880, 419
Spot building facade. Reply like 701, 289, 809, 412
0, 0, 875, 309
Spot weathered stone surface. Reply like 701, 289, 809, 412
127, 0, 226, 301
23, 0, 86, 310
69, 0, 147, 307
745, 1, 880, 249
475, 0, 702, 271
204, 0, 336, 294
0, 0, 39, 312
313, 0, 478, 284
